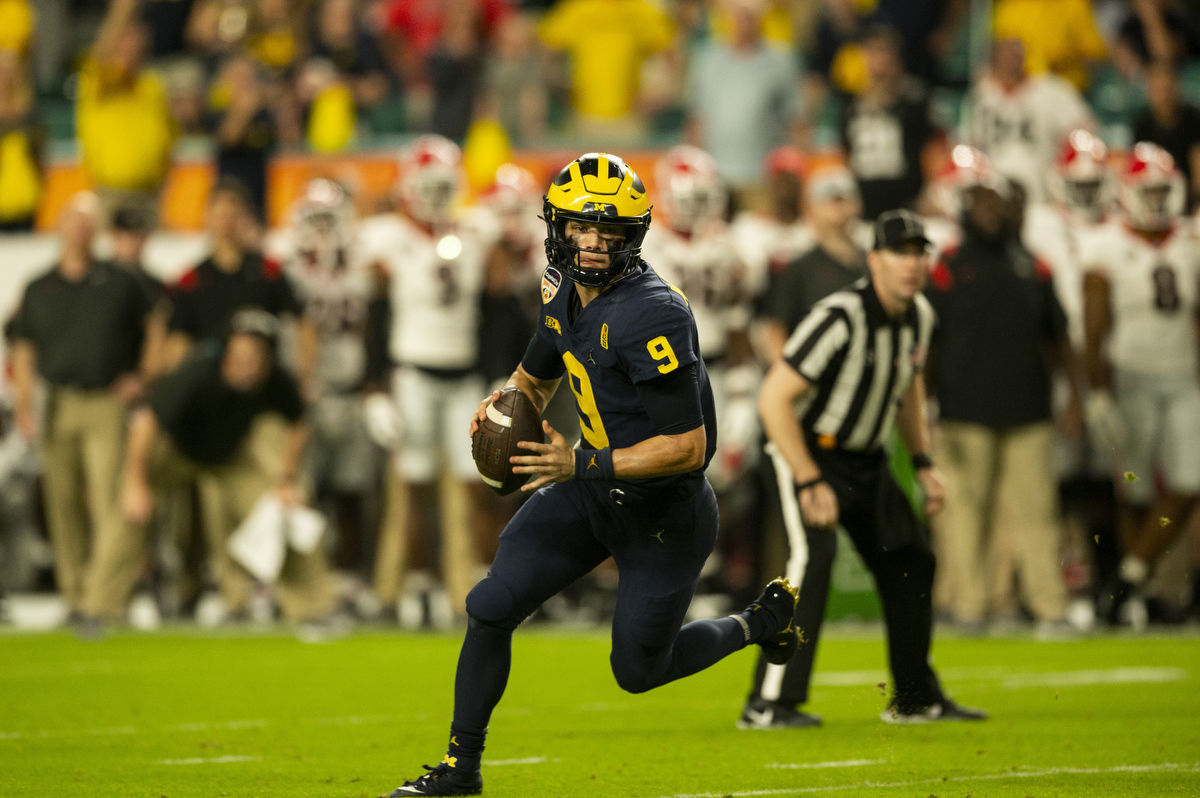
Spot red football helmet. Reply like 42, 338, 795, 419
397, 134, 463, 224
764, 146, 808, 182
484, 163, 541, 213
1049, 129, 1113, 219
1118, 141, 1185, 232
927, 144, 1009, 220
656, 145, 726, 233
291, 178, 353, 272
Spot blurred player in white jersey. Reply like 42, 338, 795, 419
1021, 130, 1116, 628
1081, 142, 1200, 628
642, 145, 756, 492
1025, 130, 1114, 349
276, 179, 385, 611
731, 147, 814, 312
359, 135, 489, 627
959, 37, 1096, 203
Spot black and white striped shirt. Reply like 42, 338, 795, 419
782, 277, 935, 453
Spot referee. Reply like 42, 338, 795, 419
739, 210, 988, 727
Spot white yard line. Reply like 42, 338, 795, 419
156, 755, 262, 765
658, 762, 1200, 798
765, 760, 886, 770
811, 666, 1187, 689
1000, 667, 1186, 688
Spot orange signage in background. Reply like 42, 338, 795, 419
34, 148, 840, 232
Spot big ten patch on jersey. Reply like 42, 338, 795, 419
359, 213, 488, 370
642, 225, 745, 358
1084, 223, 1200, 376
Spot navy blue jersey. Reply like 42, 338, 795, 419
521, 261, 717, 496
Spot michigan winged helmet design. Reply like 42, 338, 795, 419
543, 152, 652, 288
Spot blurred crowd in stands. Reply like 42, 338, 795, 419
1, 0, 1200, 638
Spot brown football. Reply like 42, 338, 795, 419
472, 387, 545, 495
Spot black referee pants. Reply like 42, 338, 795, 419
748, 446, 945, 713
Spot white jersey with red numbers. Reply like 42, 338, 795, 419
357, 212, 487, 371
265, 228, 374, 392
641, 222, 744, 358
1022, 202, 1108, 349
1080, 222, 1200, 377
960, 72, 1095, 202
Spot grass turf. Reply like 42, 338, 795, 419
1, 626, 1198, 797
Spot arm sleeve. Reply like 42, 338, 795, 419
620, 301, 699, 384
10, 284, 36, 342
1045, 279, 1070, 341
782, 306, 851, 382
267, 368, 306, 422
520, 326, 565, 381
635, 362, 704, 436
167, 288, 196, 334
148, 357, 206, 428
364, 294, 392, 384
273, 271, 304, 317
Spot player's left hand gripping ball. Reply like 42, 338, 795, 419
471, 387, 547, 495
508, 420, 575, 493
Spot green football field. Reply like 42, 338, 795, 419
2, 626, 1198, 797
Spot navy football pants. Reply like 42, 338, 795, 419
452, 477, 746, 733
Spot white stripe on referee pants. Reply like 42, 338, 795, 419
762, 442, 809, 703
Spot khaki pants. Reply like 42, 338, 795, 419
145, 436, 335, 622
933, 421, 1067, 623
41, 388, 137, 620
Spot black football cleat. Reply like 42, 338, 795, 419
735, 577, 800, 665
736, 698, 822, 730
386, 762, 482, 796
880, 698, 988, 724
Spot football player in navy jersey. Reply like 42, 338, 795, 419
383, 153, 800, 796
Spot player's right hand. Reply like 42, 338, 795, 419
468, 390, 502, 439
799, 481, 839, 529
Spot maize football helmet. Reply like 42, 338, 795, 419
543, 152, 651, 288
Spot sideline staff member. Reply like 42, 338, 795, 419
120, 309, 334, 622
746, 210, 987, 726
11, 193, 154, 625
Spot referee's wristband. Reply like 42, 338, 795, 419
795, 476, 825, 492
911, 453, 934, 471
575, 447, 615, 481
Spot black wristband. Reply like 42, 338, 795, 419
911, 453, 933, 471
796, 476, 825, 492
575, 447, 615, 481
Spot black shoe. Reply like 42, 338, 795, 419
1097, 575, 1136, 625
736, 698, 822, 730
881, 698, 988, 724
737, 577, 800, 665
386, 762, 482, 796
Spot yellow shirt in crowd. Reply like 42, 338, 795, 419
993, 0, 1107, 90
539, 0, 675, 120
76, 58, 176, 192
0, 0, 34, 52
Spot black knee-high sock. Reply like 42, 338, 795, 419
446, 618, 512, 772
657, 617, 747, 685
